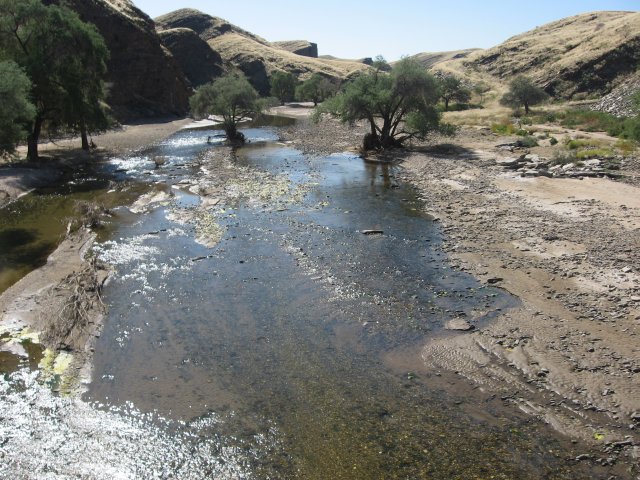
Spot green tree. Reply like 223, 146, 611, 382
500, 76, 549, 115
190, 74, 263, 143
473, 82, 490, 105
317, 58, 450, 150
439, 76, 471, 111
295, 73, 336, 106
0, 60, 35, 154
270, 71, 297, 105
0, 0, 110, 159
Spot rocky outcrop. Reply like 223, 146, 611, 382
49, 0, 190, 120
272, 40, 318, 58
158, 28, 224, 88
592, 71, 640, 117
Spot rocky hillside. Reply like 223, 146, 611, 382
272, 41, 318, 58
592, 71, 640, 117
155, 9, 368, 95
49, 0, 190, 120
404, 49, 480, 69
466, 11, 640, 98
158, 28, 225, 88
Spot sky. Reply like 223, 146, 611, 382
132, 0, 639, 61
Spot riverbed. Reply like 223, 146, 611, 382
0, 119, 622, 478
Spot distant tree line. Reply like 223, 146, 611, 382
0, 0, 111, 160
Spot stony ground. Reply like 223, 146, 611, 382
281, 116, 640, 474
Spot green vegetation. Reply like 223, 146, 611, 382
500, 76, 549, 114
190, 74, 263, 143
295, 73, 336, 106
316, 58, 451, 150
473, 82, 490, 105
0, 61, 35, 155
439, 76, 471, 111
270, 71, 297, 105
0, 0, 110, 160
575, 148, 614, 159
515, 135, 538, 148
490, 121, 527, 136
557, 109, 640, 141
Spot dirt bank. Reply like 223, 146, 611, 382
0, 118, 191, 207
282, 117, 640, 469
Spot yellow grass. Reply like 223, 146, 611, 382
208, 33, 369, 80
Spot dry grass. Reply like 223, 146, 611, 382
208, 33, 369, 80
462, 12, 639, 86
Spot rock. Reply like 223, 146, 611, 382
445, 319, 475, 331
487, 277, 503, 284
583, 159, 602, 167
361, 229, 384, 235
562, 163, 576, 171
496, 157, 520, 168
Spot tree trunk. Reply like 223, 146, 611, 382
444, 98, 449, 111
81, 122, 90, 151
524, 102, 530, 115
27, 116, 43, 161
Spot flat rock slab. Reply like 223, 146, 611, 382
445, 319, 475, 331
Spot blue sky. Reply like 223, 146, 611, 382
133, 1, 639, 60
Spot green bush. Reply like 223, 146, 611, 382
516, 135, 538, 148
491, 122, 517, 135
549, 137, 558, 145
575, 148, 615, 159
559, 110, 624, 133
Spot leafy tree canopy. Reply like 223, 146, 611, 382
0, 0, 110, 159
270, 71, 297, 106
295, 73, 336, 106
0, 60, 35, 155
439, 76, 471, 111
316, 58, 452, 150
500, 76, 549, 114
190, 74, 263, 143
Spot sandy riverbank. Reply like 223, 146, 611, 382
281, 116, 640, 466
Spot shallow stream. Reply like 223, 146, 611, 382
1, 120, 602, 478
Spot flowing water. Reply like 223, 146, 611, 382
0, 121, 604, 479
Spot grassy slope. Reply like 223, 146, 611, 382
208, 32, 368, 80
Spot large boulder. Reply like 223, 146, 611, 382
48, 0, 190, 120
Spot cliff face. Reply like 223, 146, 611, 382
48, 0, 190, 120
158, 28, 225, 88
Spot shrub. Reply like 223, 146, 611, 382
516, 135, 538, 148
549, 137, 558, 145
575, 148, 615, 159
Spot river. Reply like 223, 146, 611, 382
0, 119, 600, 479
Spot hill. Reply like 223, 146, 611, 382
155, 9, 369, 95
50, 0, 190, 120
464, 11, 639, 98
403, 49, 481, 69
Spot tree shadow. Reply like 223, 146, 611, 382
0, 228, 56, 269
412, 143, 480, 160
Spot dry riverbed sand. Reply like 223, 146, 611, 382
280, 114, 640, 467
